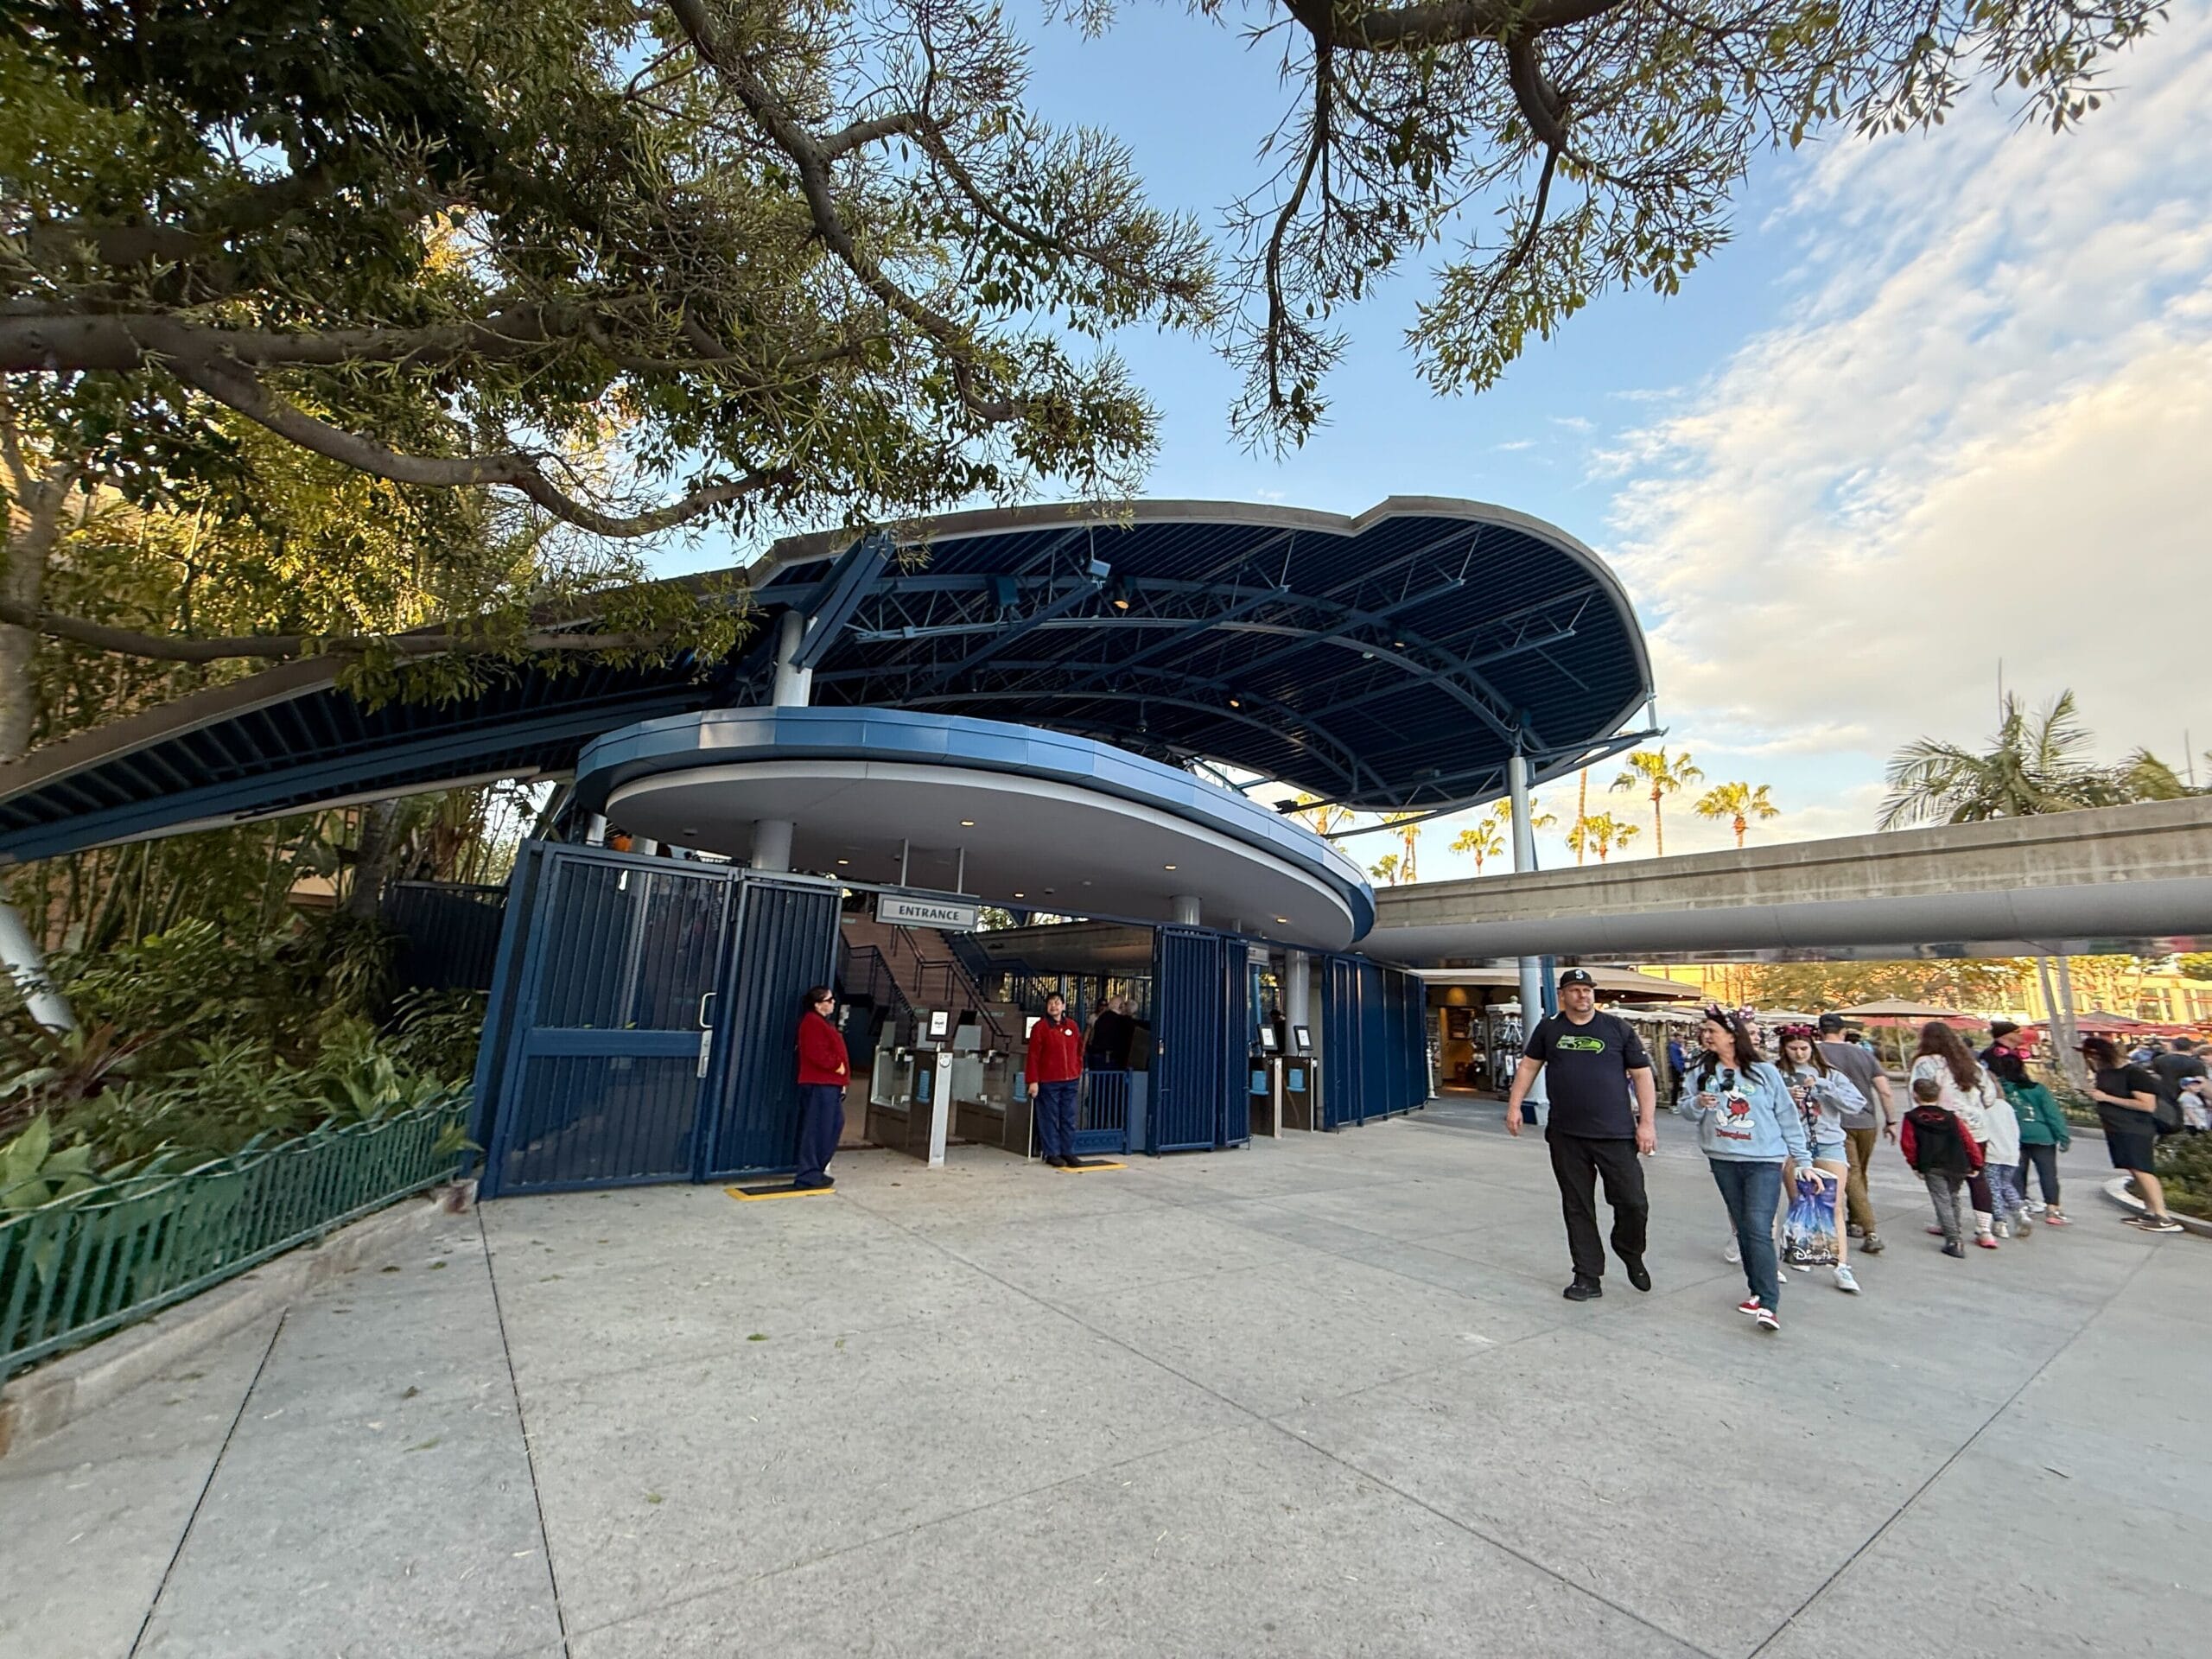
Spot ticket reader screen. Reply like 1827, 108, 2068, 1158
1291, 1024, 1312, 1055
1256, 1025, 1279, 1054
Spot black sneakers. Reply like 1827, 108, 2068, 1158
1623, 1257, 1652, 1293
1563, 1279, 1603, 1301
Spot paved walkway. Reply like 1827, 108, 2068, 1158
3, 1103, 2202, 1658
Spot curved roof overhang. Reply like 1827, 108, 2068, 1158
0, 497, 1652, 867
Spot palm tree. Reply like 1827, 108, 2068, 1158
1369, 852, 1401, 885
1694, 781, 1779, 848
1380, 810, 1423, 882
1290, 792, 1353, 837
1573, 766, 1590, 865
1611, 748, 1703, 856
1451, 819, 1505, 874
1881, 689, 2133, 829
1565, 812, 1638, 862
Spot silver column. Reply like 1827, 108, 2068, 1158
1506, 753, 1542, 1029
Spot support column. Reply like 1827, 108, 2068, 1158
752, 818, 794, 874
771, 609, 814, 708
1506, 753, 1542, 1039
1284, 950, 1311, 1029
585, 813, 609, 847
0, 899, 73, 1032
1170, 894, 1202, 926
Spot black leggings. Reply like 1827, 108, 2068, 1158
2018, 1142, 2062, 1205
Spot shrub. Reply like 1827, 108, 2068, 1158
2153, 1133, 2212, 1223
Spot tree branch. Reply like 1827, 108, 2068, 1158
1281, 0, 1623, 53
169, 357, 785, 539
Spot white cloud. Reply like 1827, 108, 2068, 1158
1603, 14, 2212, 823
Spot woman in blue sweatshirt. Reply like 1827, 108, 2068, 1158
1677, 1007, 1810, 1332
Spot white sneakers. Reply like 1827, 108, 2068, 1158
1833, 1264, 1860, 1294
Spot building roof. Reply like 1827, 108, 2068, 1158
0, 497, 1651, 866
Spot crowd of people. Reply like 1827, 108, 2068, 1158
1504, 970, 2191, 1335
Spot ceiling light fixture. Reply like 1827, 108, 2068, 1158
836, 858, 850, 865
1163, 863, 1177, 871
1013, 892, 1026, 899
959, 819, 976, 827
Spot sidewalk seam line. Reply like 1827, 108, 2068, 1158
480, 1205, 572, 1658
126, 1310, 287, 1659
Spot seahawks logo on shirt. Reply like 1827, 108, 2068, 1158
1554, 1035, 1609, 1052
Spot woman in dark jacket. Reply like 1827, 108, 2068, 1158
793, 986, 849, 1190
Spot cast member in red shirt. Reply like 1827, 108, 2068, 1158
793, 985, 849, 1189
1026, 991, 1090, 1168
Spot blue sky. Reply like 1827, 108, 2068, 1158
668, 7, 2212, 878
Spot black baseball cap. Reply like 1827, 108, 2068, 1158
1816, 1013, 1845, 1033
1557, 968, 1596, 988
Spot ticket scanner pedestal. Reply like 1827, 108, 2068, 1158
1250, 1027, 1313, 1138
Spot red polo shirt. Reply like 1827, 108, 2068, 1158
1026, 1014, 1083, 1084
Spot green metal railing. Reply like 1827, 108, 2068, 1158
1, 1097, 467, 1382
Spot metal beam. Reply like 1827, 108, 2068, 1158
790, 530, 893, 671
901, 576, 1107, 697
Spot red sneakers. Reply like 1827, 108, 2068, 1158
1737, 1296, 1763, 1316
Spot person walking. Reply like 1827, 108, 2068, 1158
1084, 993, 1136, 1071
1984, 1020, 2069, 1223
1777, 1027, 1866, 1293
1910, 1022, 2001, 1249
1900, 1072, 1982, 1257
1816, 1012, 1895, 1254
1666, 1033, 1689, 1105
1504, 968, 1658, 1301
2081, 1036, 2184, 1233
793, 986, 849, 1190
1027, 992, 1088, 1169
1677, 1007, 1808, 1332
2149, 1037, 2207, 1135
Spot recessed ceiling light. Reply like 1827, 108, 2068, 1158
1081, 880, 1093, 887
959, 819, 976, 827
836, 858, 850, 865
1274, 917, 1291, 925
680, 828, 698, 836
1163, 863, 1177, 871
1227, 696, 1242, 709
1013, 892, 1026, 899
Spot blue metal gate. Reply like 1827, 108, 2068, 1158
479, 847, 734, 1196
1318, 955, 1428, 1128
702, 879, 843, 1179
1149, 926, 1227, 1153
474, 843, 845, 1196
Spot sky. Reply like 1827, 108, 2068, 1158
667, 5, 2212, 878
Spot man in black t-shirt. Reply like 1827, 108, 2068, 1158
1506, 969, 1658, 1301
2149, 1037, 2206, 1131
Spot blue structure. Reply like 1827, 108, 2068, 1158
0, 499, 1655, 1191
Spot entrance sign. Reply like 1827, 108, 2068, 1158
877, 892, 982, 931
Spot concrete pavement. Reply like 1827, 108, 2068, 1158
3, 1102, 2202, 1658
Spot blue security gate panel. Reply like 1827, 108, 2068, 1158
1318, 956, 1427, 1128
1320, 952, 1362, 1128
702, 880, 843, 1179
1150, 926, 1228, 1153
474, 842, 846, 1196
480, 847, 735, 1197
1074, 1071, 1131, 1155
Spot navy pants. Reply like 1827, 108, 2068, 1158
1547, 1132, 1649, 1284
796, 1083, 844, 1186
1035, 1077, 1079, 1160
1709, 1158, 1783, 1308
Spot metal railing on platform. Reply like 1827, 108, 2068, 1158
1, 1097, 468, 1382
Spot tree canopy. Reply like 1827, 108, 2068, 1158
1881, 689, 2194, 829
0, 0, 1214, 754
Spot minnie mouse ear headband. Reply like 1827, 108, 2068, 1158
1777, 1024, 1819, 1044
1700, 1004, 1736, 1028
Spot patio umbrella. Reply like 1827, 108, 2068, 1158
2073, 1009, 2148, 1033
1834, 999, 1969, 1022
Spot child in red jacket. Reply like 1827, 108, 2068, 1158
1900, 1074, 1983, 1257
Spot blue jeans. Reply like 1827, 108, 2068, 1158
1035, 1078, 1079, 1160
1709, 1158, 1783, 1308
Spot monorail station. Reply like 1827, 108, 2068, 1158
0, 499, 1653, 1194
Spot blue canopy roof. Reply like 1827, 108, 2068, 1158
0, 498, 1651, 865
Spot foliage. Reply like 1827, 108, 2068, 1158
1565, 811, 1637, 861
0, 1109, 96, 1211
1450, 818, 1503, 874
1611, 748, 1702, 857
1739, 957, 2028, 1014
1879, 689, 2196, 829
0, 0, 1211, 751
1070, 0, 2172, 447
1368, 851, 1401, 885
2179, 955, 2212, 984
1694, 780, 1780, 847
2152, 1133, 2212, 1224
386, 988, 487, 1084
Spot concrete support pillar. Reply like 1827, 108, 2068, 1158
752, 818, 794, 874
1170, 894, 1202, 926
771, 610, 814, 708
1285, 950, 1311, 1028
0, 899, 74, 1032
584, 813, 609, 846
1506, 753, 1542, 1034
